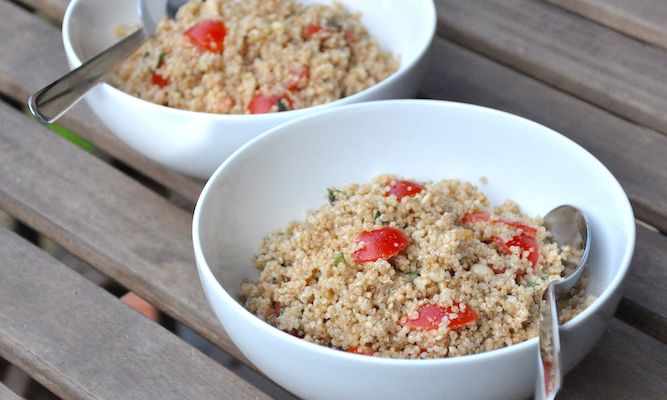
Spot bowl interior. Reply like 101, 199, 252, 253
65, 0, 435, 71
196, 100, 634, 314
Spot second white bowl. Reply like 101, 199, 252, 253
62, 0, 436, 178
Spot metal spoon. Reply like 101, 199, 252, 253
28, 0, 188, 123
535, 205, 591, 400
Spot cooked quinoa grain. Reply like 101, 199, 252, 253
239, 176, 594, 359
111, 0, 398, 114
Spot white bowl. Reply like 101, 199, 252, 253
62, 0, 436, 178
193, 100, 635, 400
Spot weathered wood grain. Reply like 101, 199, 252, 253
616, 226, 667, 343
546, 0, 667, 51
0, 382, 21, 400
2, 76, 666, 398
420, 38, 667, 234
0, 227, 269, 400
561, 319, 667, 399
436, 0, 667, 137
0, 0, 204, 204
0, 101, 248, 366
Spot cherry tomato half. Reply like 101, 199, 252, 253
185, 20, 227, 52
351, 227, 409, 263
347, 346, 374, 356
385, 180, 425, 200
304, 23, 322, 38
247, 94, 293, 114
461, 213, 540, 268
151, 71, 169, 87
401, 303, 478, 330
286, 67, 309, 91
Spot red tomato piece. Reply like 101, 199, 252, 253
461, 212, 491, 224
247, 93, 292, 114
347, 346, 374, 356
543, 361, 554, 395
151, 71, 169, 88
185, 20, 227, 52
351, 227, 409, 263
401, 303, 478, 330
385, 180, 425, 200
462, 213, 539, 268
343, 29, 356, 42
506, 232, 539, 267
273, 302, 281, 317
304, 23, 322, 38
286, 67, 309, 91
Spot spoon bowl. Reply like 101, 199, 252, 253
537, 205, 591, 399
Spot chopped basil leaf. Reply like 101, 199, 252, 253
280, 307, 285, 315
527, 280, 539, 287
333, 252, 345, 266
276, 98, 289, 112
157, 52, 166, 67
375, 210, 382, 219
327, 188, 336, 204
142, 51, 150, 59
325, 18, 342, 29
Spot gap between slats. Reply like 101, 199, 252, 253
545, 0, 667, 51
435, 0, 667, 139
0, 226, 271, 400
0, 0, 664, 342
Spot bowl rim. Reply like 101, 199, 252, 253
62, 0, 437, 121
192, 99, 636, 365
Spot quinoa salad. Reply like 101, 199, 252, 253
239, 176, 594, 359
111, 0, 398, 114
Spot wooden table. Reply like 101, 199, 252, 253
1, 0, 665, 398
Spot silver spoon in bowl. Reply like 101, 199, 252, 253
28, 0, 188, 124
535, 205, 591, 400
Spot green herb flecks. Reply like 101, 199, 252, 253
142, 51, 150, 59
327, 188, 344, 205
276, 98, 289, 112
157, 51, 166, 68
325, 18, 342, 29
333, 252, 345, 266
375, 210, 382, 219
527, 280, 540, 288
405, 272, 418, 282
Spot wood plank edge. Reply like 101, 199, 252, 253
616, 297, 666, 344
545, 0, 667, 51
0, 380, 23, 400
0, 188, 252, 370
434, 4, 667, 138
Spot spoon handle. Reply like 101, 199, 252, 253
536, 283, 562, 400
29, 27, 148, 124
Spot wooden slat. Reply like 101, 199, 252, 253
0, 382, 21, 400
616, 225, 667, 343
0, 0, 204, 204
0, 101, 248, 366
436, 0, 667, 137
561, 319, 667, 399
0, 227, 269, 400
420, 38, 667, 234
546, 0, 667, 51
